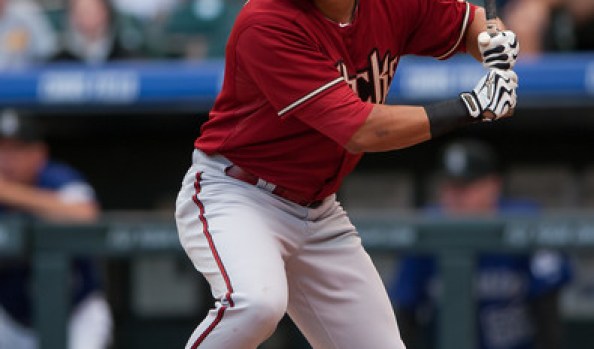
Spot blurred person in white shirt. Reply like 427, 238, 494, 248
111, 0, 180, 20
0, 0, 57, 69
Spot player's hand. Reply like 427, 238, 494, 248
460, 69, 518, 121
478, 30, 519, 70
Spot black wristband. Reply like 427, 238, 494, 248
424, 98, 476, 138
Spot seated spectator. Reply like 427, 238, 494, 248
0, 109, 112, 349
53, 0, 129, 64
389, 139, 572, 349
0, 0, 57, 69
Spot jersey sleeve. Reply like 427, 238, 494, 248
39, 163, 97, 204
57, 183, 96, 204
235, 23, 372, 146
402, 0, 476, 59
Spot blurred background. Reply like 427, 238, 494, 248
0, 0, 593, 348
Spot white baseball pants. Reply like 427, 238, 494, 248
175, 150, 406, 349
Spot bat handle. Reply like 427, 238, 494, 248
486, 19, 498, 37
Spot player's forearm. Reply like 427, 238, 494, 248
0, 182, 98, 222
346, 84, 506, 153
345, 104, 431, 153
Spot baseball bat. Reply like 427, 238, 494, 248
484, 0, 498, 36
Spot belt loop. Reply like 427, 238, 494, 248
256, 178, 277, 192
224, 164, 322, 207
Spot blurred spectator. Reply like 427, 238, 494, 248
388, 139, 572, 349
0, 109, 112, 349
53, 0, 130, 64
503, 0, 594, 55
0, 0, 57, 69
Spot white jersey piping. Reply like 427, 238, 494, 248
436, 2, 471, 60
278, 77, 344, 117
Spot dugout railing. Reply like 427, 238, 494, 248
2, 213, 594, 349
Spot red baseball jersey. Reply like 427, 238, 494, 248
196, 0, 477, 202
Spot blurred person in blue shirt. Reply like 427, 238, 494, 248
0, 109, 112, 349
0, 0, 57, 69
389, 139, 572, 349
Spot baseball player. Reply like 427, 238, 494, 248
174, 0, 520, 347
390, 140, 572, 349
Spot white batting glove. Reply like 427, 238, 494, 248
478, 30, 519, 70
460, 69, 518, 121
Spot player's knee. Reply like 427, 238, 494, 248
234, 292, 286, 332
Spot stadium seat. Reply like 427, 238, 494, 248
162, 0, 243, 58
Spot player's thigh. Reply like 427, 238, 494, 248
285, 206, 403, 349
176, 168, 293, 302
